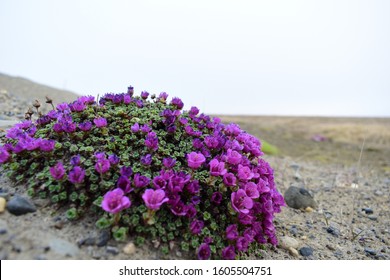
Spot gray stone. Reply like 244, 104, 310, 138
96, 230, 110, 247
362, 208, 374, 215
106, 246, 119, 255
6, 195, 36, 216
284, 186, 317, 210
364, 248, 377, 256
48, 238, 79, 257
326, 226, 340, 237
299, 246, 314, 257
0, 220, 8, 235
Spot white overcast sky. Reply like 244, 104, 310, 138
0, 0, 389, 116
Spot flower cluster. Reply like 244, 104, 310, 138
0, 87, 285, 260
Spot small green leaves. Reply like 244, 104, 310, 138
95, 217, 111, 229
113, 227, 128, 242
66, 207, 79, 220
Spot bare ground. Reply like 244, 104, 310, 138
0, 116, 389, 260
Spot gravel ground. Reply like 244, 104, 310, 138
0, 78, 389, 260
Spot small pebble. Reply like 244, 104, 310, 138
284, 186, 317, 210
288, 247, 299, 257
289, 226, 298, 236
299, 246, 314, 257
78, 237, 96, 247
305, 207, 314, 213
279, 236, 300, 250
364, 248, 377, 256
107, 246, 119, 255
0, 192, 10, 200
96, 230, 110, 247
6, 195, 36, 216
362, 208, 374, 215
0, 197, 6, 213
123, 243, 136, 255
368, 216, 378, 221
326, 226, 340, 237
326, 244, 336, 251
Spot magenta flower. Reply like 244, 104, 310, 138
79, 121, 92, 131
134, 173, 151, 188
141, 91, 149, 99
211, 192, 223, 205
226, 149, 242, 165
0, 147, 11, 163
223, 172, 237, 186
142, 189, 169, 210
131, 123, 140, 133
197, 243, 211, 260
94, 117, 107, 128
209, 158, 227, 177
237, 164, 254, 181
141, 154, 152, 165
116, 175, 132, 193
39, 139, 56, 152
49, 162, 65, 180
68, 166, 85, 184
101, 188, 131, 214
163, 157, 176, 169
170, 201, 188, 216
236, 236, 250, 252
120, 166, 133, 177
187, 152, 206, 169
244, 182, 260, 198
226, 224, 239, 240
231, 189, 253, 214
108, 154, 120, 165
222, 245, 236, 260
145, 132, 159, 151
190, 219, 204, 235
189, 106, 199, 117
152, 175, 167, 189
95, 159, 111, 174
171, 97, 184, 109
70, 155, 81, 166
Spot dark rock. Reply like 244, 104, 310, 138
299, 247, 313, 257
289, 225, 298, 236
6, 195, 36, 216
284, 186, 317, 210
364, 248, 377, 256
107, 246, 119, 255
0, 219, 8, 235
326, 226, 340, 237
368, 216, 378, 221
362, 208, 374, 215
96, 230, 110, 247
78, 237, 96, 247
0, 192, 10, 200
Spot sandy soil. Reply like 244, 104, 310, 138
1, 116, 389, 260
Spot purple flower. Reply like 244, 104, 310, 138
244, 182, 260, 198
68, 166, 85, 184
94, 152, 106, 160
56, 103, 70, 112
145, 132, 159, 151
204, 136, 219, 149
237, 164, 254, 181
0, 147, 10, 164
94, 117, 107, 128
226, 149, 242, 165
236, 236, 249, 252
223, 172, 237, 186
158, 92, 168, 101
189, 106, 199, 116
53, 123, 63, 133
225, 123, 241, 136
101, 188, 131, 214
222, 246, 236, 260
197, 243, 211, 260
124, 94, 131, 104
70, 155, 81, 166
170, 201, 187, 216
49, 162, 65, 180
120, 166, 133, 177
187, 152, 206, 169
186, 204, 197, 219
211, 192, 223, 205
231, 189, 253, 214
238, 212, 255, 225
141, 124, 152, 133
226, 224, 239, 240
141, 154, 152, 165
163, 157, 176, 169
142, 189, 169, 210
95, 159, 111, 174
70, 101, 86, 112
190, 219, 204, 235
152, 176, 167, 189
79, 121, 92, 131
209, 158, 227, 177
39, 139, 56, 152
131, 123, 140, 133
134, 173, 151, 188
108, 154, 120, 165
140, 91, 149, 100
185, 180, 200, 195
62, 121, 77, 133
171, 97, 184, 109
116, 175, 132, 193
